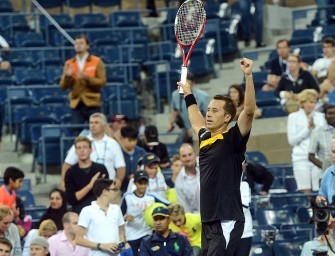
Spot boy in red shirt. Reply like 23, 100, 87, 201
0, 167, 24, 211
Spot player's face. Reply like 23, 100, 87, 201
0, 215, 13, 233
287, 55, 300, 73
322, 43, 334, 58
10, 177, 23, 190
0, 243, 11, 256
75, 141, 92, 161
89, 117, 106, 136
121, 138, 137, 152
135, 179, 148, 194
206, 99, 229, 131
74, 38, 89, 55
170, 214, 185, 227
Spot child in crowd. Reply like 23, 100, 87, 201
165, 155, 183, 203
0, 167, 24, 211
127, 153, 168, 199
14, 197, 32, 239
168, 203, 202, 256
121, 170, 169, 256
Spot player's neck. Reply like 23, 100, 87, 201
210, 126, 227, 137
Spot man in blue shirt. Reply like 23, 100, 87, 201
139, 206, 193, 256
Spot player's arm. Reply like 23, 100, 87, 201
237, 58, 256, 137
177, 81, 206, 135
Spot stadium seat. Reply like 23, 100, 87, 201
17, 190, 35, 207
148, 41, 174, 61
249, 242, 272, 256
0, 70, 12, 85
65, 0, 91, 8
14, 32, 46, 47
280, 223, 314, 241
246, 151, 268, 165
109, 11, 143, 27
35, 0, 64, 9
25, 205, 48, 229
261, 105, 287, 118
253, 224, 278, 243
93, 0, 121, 9
14, 68, 46, 85
297, 206, 313, 223
0, 14, 30, 32
0, 0, 13, 12
8, 51, 33, 68
285, 176, 297, 192
31, 50, 62, 67
74, 13, 107, 28
256, 208, 295, 228
165, 143, 181, 158
290, 28, 315, 45
46, 67, 63, 84
106, 66, 127, 83
87, 31, 119, 47
272, 238, 308, 256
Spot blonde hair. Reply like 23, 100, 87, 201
74, 136, 92, 148
298, 89, 318, 107
38, 219, 57, 234
90, 113, 107, 125
0, 206, 13, 221
168, 203, 185, 217
171, 155, 180, 164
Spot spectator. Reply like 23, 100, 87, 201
121, 170, 169, 256
228, 84, 262, 120
30, 236, 49, 256
0, 237, 12, 256
314, 0, 335, 26
14, 197, 32, 239
165, 155, 183, 189
263, 39, 290, 91
59, 35, 106, 126
76, 178, 131, 255
128, 153, 168, 199
65, 136, 109, 214
0, 35, 11, 71
0, 167, 24, 212
38, 189, 68, 231
138, 125, 170, 169
233, 181, 253, 256
168, 72, 210, 144
139, 206, 193, 255
168, 203, 202, 256
309, 104, 335, 171
320, 59, 335, 102
175, 143, 200, 214
239, 0, 266, 48
119, 126, 146, 193
61, 113, 126, 190
275, 53, 319, 113
23, 220, 57, 256
287, 89, 327, 194
312, 37, 335, 84
242, 160, 274, 195
0, 206, 21, 256
48, 212, 89, 256
105, 114, 128, 144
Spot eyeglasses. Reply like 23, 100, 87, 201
107, 188, 119, 192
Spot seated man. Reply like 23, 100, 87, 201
0, 237, 12, 256
0, 35, 11, 71
139, 206, 193, 255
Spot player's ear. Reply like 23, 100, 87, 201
224, 114, 232, 123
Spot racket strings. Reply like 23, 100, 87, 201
175, 0, 206, 45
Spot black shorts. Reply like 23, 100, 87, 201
201, 220, 244, 256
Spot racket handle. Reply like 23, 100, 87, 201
179, 66, 188, 94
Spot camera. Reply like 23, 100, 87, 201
312, 202, 335, 235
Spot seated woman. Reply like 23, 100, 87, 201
22, 219, 57, 256
38, 188, 68, 231
14, 196, 32, 240
228, 84, 262, 120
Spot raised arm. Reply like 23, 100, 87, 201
177, 81, 206, 136
237, 58, 256, 137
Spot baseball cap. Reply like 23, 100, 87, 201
152, 206, 170, 217
139, 153, 160, 167
134, 170, 149, 182
145, 125, 159, 146
111, 114, 128, 122
30, 236, 49, 249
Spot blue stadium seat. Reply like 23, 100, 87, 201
14, 32, 46, 47
119, 44, 148, 63
272, 238, 308, 256
261, 105, 287, 118
109, 11, 143, 27
165, 143, 181, 158
0, 70, 13, 85
18, 179, 32, 192
148, 41, 174, 61
14, 68, 46, 85
31, 50, 62, 67
249, 242, 272, 256
188, 49, 215, 77
32, 86, 67, 100
65, 0, 91, 8
246, 151, 268, 165
8, 51, 33, 68
106, 66, 127, 83
297, 206, 313, 223
35, 0, 64, 9
256, 208, 295, 228
253, 224, 277, 243
17, 190, 35, 207
46, 67, 63, 84
93, 0, 121, 9
0, 14, 30, 32
39, 96, 68, 106
256, 90, 277, 100
280, 223, 314, 241
0, 0, 13, 12
101, 46, 121, 64
290, 28, 315, 45
285, 176, 297, 192
87, 31, 119, 47
25, 205, 48, 229
74, 13, 107, 28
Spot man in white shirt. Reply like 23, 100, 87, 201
175, 143, 200, 214
48, 212, 89, 256
61, 113, 126, 190
76, 178, 131, 256
311, 37, 335, 83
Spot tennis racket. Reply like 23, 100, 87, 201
174, 0, 206, 94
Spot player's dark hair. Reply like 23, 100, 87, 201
3, 167, 24, 185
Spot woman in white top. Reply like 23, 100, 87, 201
287, 89, 327, 194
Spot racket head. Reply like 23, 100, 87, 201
174, 0, 206, 47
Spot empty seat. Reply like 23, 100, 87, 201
93, 0, 121, 9
0, 14, 30, 32
14, 68, 46, 85
110, 11, 143, 27
87, 31, 119, 47
31, 50, 62, 67
46, 67, 63, 84
246, 151, 268, 165
8, 51, 33, 68
0, 0, 13, 12
272, 238, 308, 256
256, 208, 295, 228
106, 66, 127, 83
74, 13, 107, 28
262, 105, 287, 118
14, 32, 46, 47
17, 190, 35, 207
